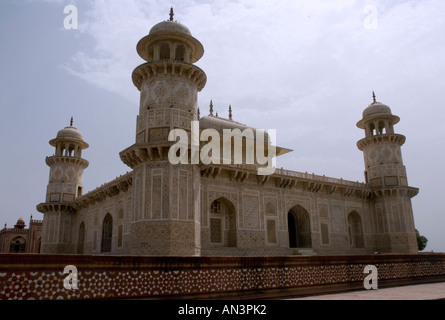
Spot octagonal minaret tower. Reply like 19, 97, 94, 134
357, 93, 418, 253
37, 118, 89, 253
120, 9, 206, 255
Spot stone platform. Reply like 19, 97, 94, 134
0, 253, 444, 300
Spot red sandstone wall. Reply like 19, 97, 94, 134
0, 253, 444, 300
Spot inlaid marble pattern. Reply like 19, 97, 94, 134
1, 254, 444, 300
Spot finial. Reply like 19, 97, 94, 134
209, 100, 214, 116
169, 7, 174, 21
70, 116, 73, 127
198, 107, 200, 119
372, 91, 376, 104
229, 105, 232, 120
216, 112, 218, 117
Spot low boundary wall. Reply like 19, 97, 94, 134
1, 253, 445, 300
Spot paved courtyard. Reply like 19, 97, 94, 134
290, 282, 445, 300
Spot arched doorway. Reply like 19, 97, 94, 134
77, 222, 85, 254
209, 197, 237, 247
175, 45, 185, 61
101, 213, 112, 253
288, 205, 312, 248
348, 211, 364, 248
159, 43, 170, 60
10, 237, 26, 253
36, 237, 41, 253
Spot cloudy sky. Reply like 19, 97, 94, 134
1, 0, 444, 252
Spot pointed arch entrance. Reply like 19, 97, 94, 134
10, 236, 26, 253
101, 213, 112, 253
348, 211, 364, 248
288, 205, 312, 248
77, 221, 85, 254
209, 197, 237, 247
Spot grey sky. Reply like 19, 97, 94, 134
1, 0, 444, 252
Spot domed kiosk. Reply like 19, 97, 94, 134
49, 117, 89, 157
357, 92, 400, 136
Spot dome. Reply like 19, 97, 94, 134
56, 126, 84, 142
199, 115, 252, 133
136, 9, 204, 63
362, 102, 393, 119
14, 218, 26, 229
198, 115, 292, 157
49, 120, 89, 148
149, 20, 192, 36
357, 98, 400, 129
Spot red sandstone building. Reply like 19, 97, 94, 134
0, 217, 42, 253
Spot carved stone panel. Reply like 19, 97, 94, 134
242, 195, 260, 229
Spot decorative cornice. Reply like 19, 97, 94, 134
357, 134, 406, 151
132, 61, 206, 91
45, 156, 89, 169
74, 172, 133, 210
200, 164, 373, 200
37, 172, 133, 212
120, 143, 172, 169
36, 202, 76, 214
372, 186, 419, 199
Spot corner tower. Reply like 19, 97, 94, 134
37, 118, 89, 253
129, 7, 206, 148
357, 93, 418, 253
120, 9, 206, 255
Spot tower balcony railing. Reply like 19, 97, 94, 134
132, 60, 206, 91
0, 227, 29, 234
